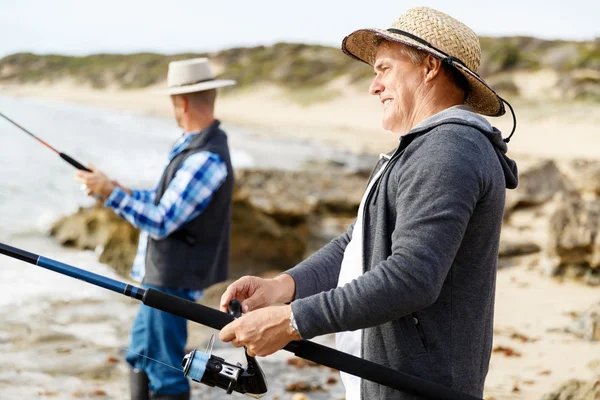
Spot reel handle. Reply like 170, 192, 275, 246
228, 300, 242, 318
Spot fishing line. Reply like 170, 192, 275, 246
34, 308, 185, 373
0, 111, 91, 172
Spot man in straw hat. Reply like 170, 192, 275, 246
218, 6, 519, 400
76, 58, 236, 400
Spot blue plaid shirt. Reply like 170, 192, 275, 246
105, 131, 228, 300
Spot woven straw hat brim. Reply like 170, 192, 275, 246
153, 79, 236, 95
342, 28, 505, 117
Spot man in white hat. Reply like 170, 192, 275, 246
218, 7, 518, 400
77, 58, 236, 400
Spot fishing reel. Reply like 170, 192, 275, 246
181, 300, 268, 398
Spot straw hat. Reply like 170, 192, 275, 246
342, 7, 505, 117
158, 58, 236, 95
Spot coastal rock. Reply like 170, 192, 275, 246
49, 205, 139, 277
49, 204, 128, 251
498, 240, 541, 258
49, 158, 600, 286
49, 169, 366, 278
541, 378, 600, 400
505, 159, 568, 212
542, 192, 600, 280
98, 222, 140, 277
559, 159, 600, 196
229, 198, 307, 276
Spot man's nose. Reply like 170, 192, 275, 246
369, 75, 383, 96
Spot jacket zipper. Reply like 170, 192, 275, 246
359, 147, 407, 267
412, 313, 428, 349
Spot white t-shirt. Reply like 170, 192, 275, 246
336, 157, 389, 400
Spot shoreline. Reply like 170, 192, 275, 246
1, 82, 600, 161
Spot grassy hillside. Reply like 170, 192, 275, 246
0, 38, 598, 100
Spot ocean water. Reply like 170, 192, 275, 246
0, 95, 365, 305
0, 95, 359, 239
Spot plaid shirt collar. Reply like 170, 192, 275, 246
168, 120, 220, 161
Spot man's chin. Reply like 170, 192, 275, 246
382, 123, 407, 137
382, 118, 394, 132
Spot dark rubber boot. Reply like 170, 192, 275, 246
150, 391, 190, 400
130, 368, 150, 400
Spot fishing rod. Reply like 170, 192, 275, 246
0, 242, 483, 400
0, 111, 91, 172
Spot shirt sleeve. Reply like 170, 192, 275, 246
284, 221, 355, 299
130, 189, 156, 203
105, 152, 228, 239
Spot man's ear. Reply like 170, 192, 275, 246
423, 55, 442, 83
180, 96, 189, 112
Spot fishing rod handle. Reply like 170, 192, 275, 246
142, 288, 234, 330
60, 153, 92, 172
286, 341, 482, 400
61, 153, 104, 200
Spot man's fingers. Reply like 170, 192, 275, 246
219, 322, 236, 343
75, 170, 93, 179
220, 286, 238, 312
76, 174, 96, 187
220, 277, 253, 311
220, 286, 236, 311
241, 299, 254, 313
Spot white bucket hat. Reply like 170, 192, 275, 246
157, 58, 236, 95
342, 7, 506, 117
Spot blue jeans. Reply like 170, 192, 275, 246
126, 284, 201, 395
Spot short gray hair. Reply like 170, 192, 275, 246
175, 89, 217, 108
374, 38, 470, 99
188, 89, 217, 107
374, 37, 427, 65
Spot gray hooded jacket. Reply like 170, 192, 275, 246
286, 106, 518, 399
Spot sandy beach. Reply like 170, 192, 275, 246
2, 77, 600, 160
0, 80, 599, 399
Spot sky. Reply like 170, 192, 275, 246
0, 0, 598, 58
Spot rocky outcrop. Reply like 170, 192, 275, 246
541, 379, 600, 400
504, 159, 569, 211
49, 169, 366, 279
559, 159, 600, 196
540, 192, 600, 283
49, 205, 139, 277
50, 156, 600, 286
498, 239, 541, 258
500, 157, 600, 285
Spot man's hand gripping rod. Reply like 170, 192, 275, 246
181, 300, 268, 397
